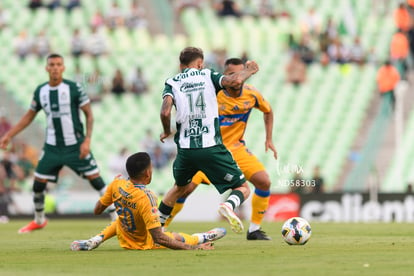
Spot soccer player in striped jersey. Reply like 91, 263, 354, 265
0, 53, 117, 233
158, 47, 259, 233
71, 152, 225, 251
165, 58, 277, 240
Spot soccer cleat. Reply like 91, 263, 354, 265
194, 227, 227, 244
218, 203, 244, 234
246, 229, 272, 240
18, 220, 48, 234
70, 238, 101, 251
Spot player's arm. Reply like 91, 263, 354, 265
94, 181, 114, 215
263, 108, 277, 159
149, 227, 213, 250
79, 103, 93, 159
160, 95, 173, 143
221, 61, 259, 89
94, 200, 108, 215
0, 109, 37, 150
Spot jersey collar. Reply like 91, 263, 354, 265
128, 179, 146, 188
182, 67, 198, 73
223, 86, 243, 97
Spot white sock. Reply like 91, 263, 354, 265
223, 202, 234, 210
226, 195, 241, 210
158, 212, 170, 225
34, 192, 46, 224
248, 223, 260, 233
191, 233, 205, 244
90, 235, 103, 244
34, 211, 45, 225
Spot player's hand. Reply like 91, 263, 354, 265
196, 242, 215, 250
245, 61, 259, 74
160, 132, 171, 143
79, 138, 91, 159
265, 141, 278, 159
0, 135, 11, 150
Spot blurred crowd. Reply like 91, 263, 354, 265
0, 113, 39, 221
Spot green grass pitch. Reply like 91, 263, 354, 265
0, 219, 413, 276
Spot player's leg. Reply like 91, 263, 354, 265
158, 152, 197, 226
68, 150, 118, 221
203, 145, 250, 233
18, 147, 61, 233
18, 177, 49, 233
164, 197, 186, 228
85, 173, 117, 221
158, 183, 194, 226
164, 174, 205, 227
165, 228, 226, 245
218, 182, 250, 233
234, 147, 272, 240
71, 220, 117, 251
247, 171, 271, 240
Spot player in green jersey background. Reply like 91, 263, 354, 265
0, 54, 117, 233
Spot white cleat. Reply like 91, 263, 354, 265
218, 203, 244, 234
70, 238, 101, 251
193, 227, 227, 244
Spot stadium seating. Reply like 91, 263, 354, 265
383, 105, 414, 192
0, 0, 398, 194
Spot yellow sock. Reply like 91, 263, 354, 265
98, 221, 117, 241
251, 190, 270, 225
164, 231, 200, 245
164, 201, 185, 228
178, 232, 199, 245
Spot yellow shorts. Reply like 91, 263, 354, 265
192, 145, 265, 185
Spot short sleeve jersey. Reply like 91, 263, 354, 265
217, 84, 271, 151
30, 79, 90, 146
100, 178, 160, 250
162, 68, 224, 149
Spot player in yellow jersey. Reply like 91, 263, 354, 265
70, 152, 226, 251
165, 58, 277, 240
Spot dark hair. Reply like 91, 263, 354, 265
126, 152, 151, 179
225, 58, 244, 67
47, 53, 64, 62
179, 47, 203, 66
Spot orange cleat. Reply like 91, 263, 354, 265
18, 220, 48, 234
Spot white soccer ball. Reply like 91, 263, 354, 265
281, 217, 312, 245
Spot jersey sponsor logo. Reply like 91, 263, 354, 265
173, 70, 206, 81
219, 113, 249, 126
180, 82, 205, 93
184, 119, 209, 138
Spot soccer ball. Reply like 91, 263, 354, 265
281, 217, 312, 245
